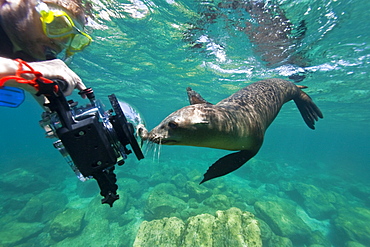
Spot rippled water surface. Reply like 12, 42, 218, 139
0, 0, 369, 246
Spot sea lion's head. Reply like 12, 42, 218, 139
143, 104, 218, 147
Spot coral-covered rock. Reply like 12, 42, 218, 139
134, 217, 185, 246
134, 207, 262, 247
212, 207, 261, 247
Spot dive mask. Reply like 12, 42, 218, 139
36, 1, 92, 57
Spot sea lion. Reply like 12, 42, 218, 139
140, 79, 323, 184
185, 1, 308, 68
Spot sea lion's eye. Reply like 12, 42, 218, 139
168, 121, 178, 129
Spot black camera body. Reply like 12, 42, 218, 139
39, 80, 144, 206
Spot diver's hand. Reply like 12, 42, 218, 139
28, 59, 86, 96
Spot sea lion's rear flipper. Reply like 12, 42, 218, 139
294, 90, 324, 130
200, 150, 256, 184
187, 87, 213, 105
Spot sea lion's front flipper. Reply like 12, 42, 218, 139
200, 150, 256, 184
186, 87, 213, 105
294, 90, 324, 130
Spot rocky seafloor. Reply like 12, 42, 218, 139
0, 150, 370, 247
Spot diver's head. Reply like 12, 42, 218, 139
0, 0, 91, 61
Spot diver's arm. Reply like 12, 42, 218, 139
0, 57, 17, 76
1, 57, 87, 107
0, 57, 86, 95
0, 57, 38, 94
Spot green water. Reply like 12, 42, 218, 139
1, 0, 370, 246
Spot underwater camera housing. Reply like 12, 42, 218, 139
39, 79, 144, 207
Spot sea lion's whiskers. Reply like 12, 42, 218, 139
141, 140, 153, 157
152, 142, 158, 162
139, 140, 160, 163
157, 138, 163, 162
149, 138, 162, 163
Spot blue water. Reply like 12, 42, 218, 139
1, 0, 370, 246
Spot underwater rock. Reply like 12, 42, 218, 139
185, 181, 212, 202
178, 205, 212, 220
120, 177, 142, 196
154, 181, 190, 201
308, 230, 331, 247
203, 194, 231, 210
170, 173, 187, 188
152, 182, 177, 196
344, 241, 367, 247
144, 189, 187, 220
186, 169, 203, 182
183, 213, 216, 245
105, 192, 130, 222
0, 221, 44, 246
254, 199, 311, 244
17, 196, 43, 222
84, 194, 129, 224
265, 183, 279, 194
201, 177, 227, 193
212, 207, 261, 246
232, 187, 260, 206
348, 185, 370, 206
148, 172, 168, 186
37, 191, 69, 221
134, 207, 262, 247
279, 180, 295, 191
2, 194, 33, 214
75, 179, 99, 198
268, 235, 294, 247
133, 217, 185, 246
49, 208, 85, 241
257, 218, 273, 245
333, 207, 370, 245
148, 164, 178, 186
0, 168, 48, 193
284, 183, 336, 220
53, 217, 136, 247
258, 218, 293, 247
243, 159, 281, 184
120, 207, 141, 226
188, 198, 199, 208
